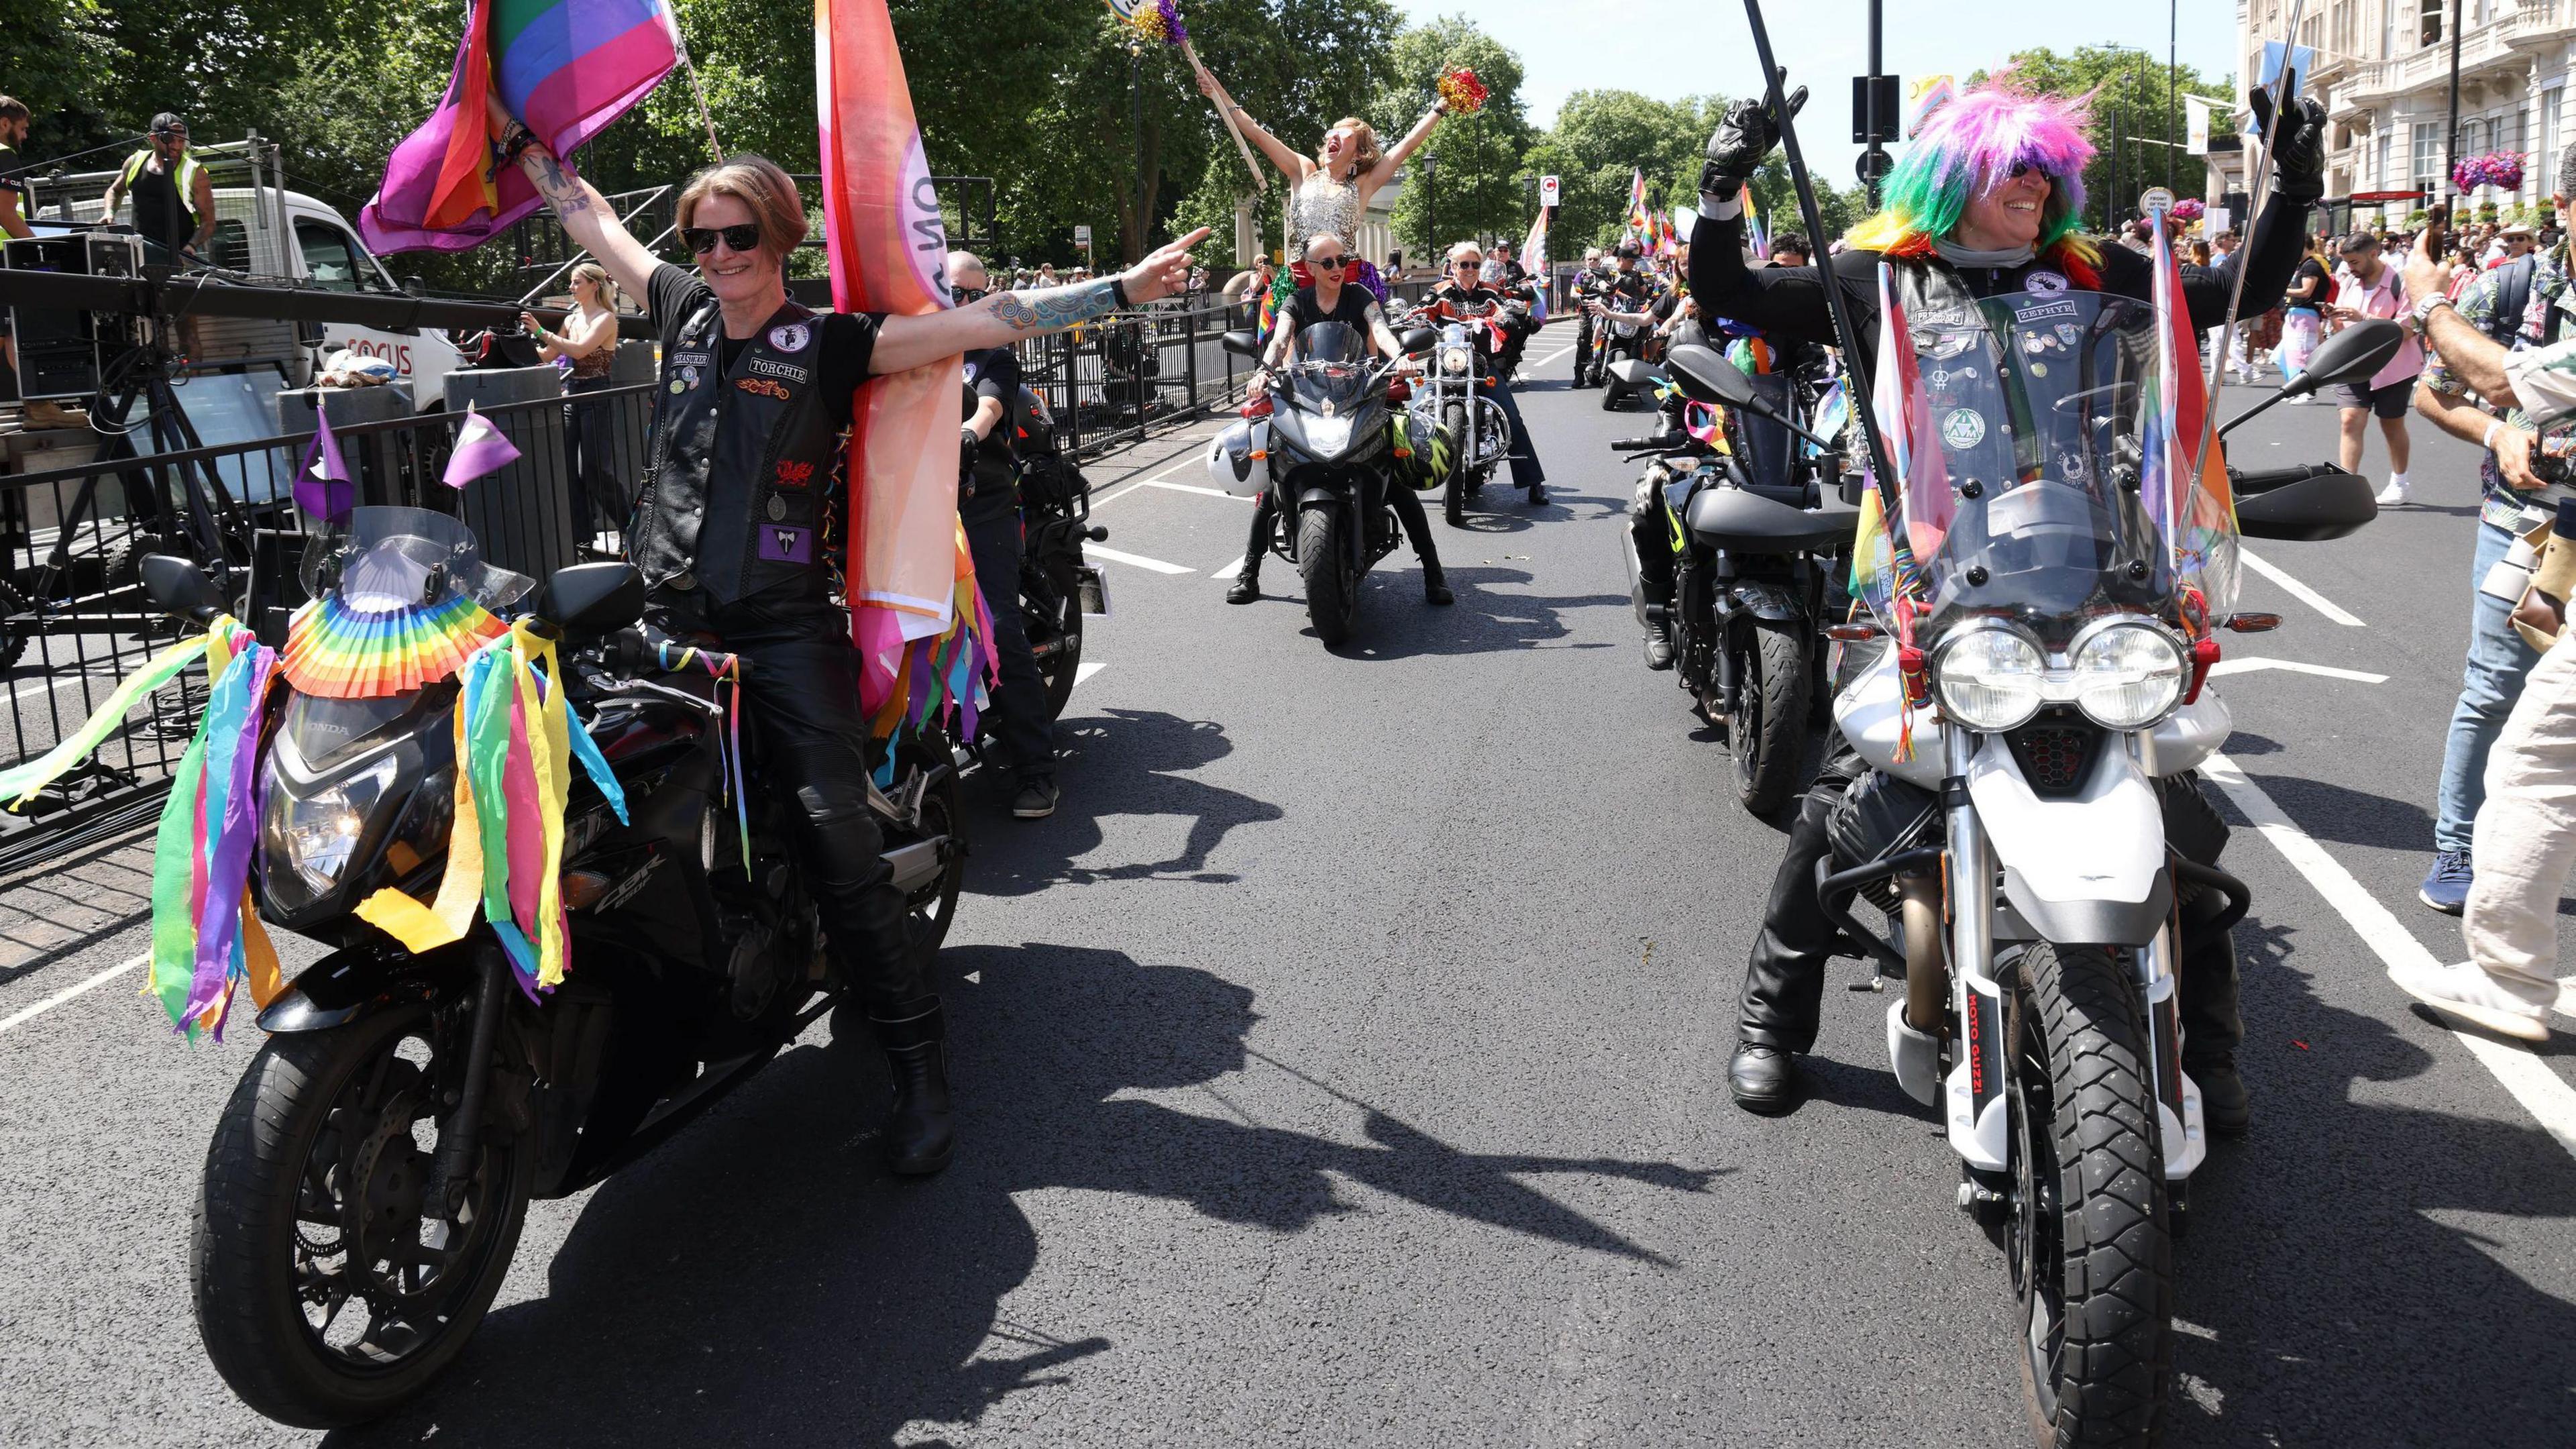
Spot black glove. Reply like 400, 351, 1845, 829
958, 426, 980, 496
1700, 86, 1807, 199
2252, 90, 2328, 203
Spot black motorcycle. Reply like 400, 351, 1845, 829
1583, 281, 1658, 405
1220, 320, 1435, 645
1004, 384, 1110, 721
148, 507, 966, 1428
1619, 341, 1853, 814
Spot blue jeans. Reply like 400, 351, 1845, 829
2436, 519, 2546, 853
1487, 380, 1546, 491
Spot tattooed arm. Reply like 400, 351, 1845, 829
491, 98, 660, 302
873, 227, 1211, 375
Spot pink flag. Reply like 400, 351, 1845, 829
442, 403, 525, 488
295, 407, 353, 523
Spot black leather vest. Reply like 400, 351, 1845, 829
631, 298, 840, 603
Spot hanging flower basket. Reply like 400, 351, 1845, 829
2169, 197, 2204, 223
2452, 150, 2526, 193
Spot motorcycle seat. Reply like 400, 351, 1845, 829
1610, 358, 1665, 389
1685, 486, 1858, 554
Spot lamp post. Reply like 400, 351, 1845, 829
1423, 151, 1438, 260
2444, 0, 2466, 210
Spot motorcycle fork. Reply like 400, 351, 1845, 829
1944, 735, 2010, 1174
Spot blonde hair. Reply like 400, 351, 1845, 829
674, 154, 809, 264
570, 262, 616, 310
1316, 118, 1383, 177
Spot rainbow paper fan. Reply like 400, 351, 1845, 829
1438, 67, 1487, 116
1126, 0, 1185, 46
282, 592, 507, 699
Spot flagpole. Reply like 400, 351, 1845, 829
674, 32, 726, 162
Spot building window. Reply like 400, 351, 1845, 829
2420, 0, 2443, 47
2378, 130, 2394, 189
2332, 0, 2357, 58
2383, 0, 2397, 59
2414, 120, 2444, 191
2544, 88, 2563, 186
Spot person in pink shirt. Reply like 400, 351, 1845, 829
2327, 231, 2424, 504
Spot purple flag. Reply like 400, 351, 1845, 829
442, 404, 523, 488
295, 408, 354, 523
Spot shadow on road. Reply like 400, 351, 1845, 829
327, 944, 1719, 1449
965, 708, 1280, 893
1318, 566, 1627, 662
2169, 914, 2576, 1444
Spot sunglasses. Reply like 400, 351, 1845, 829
683, 223, 761, 256
1311, 256, 1348, 271
1453, 260, 1483, 270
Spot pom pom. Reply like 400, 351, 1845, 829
1437, 67, 1487, 116
1126, 0, 1185, 46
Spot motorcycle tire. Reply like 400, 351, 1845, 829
2007, 943, 2173, 1449
1730, 619, 1809, 816
895, 736, 969, 958
193, 1004, 535, 1429
1297, 506, 1356, 645
1031, 553, 1083, 722
1441, 403, 1468, 527
1599, 380, 1625, 412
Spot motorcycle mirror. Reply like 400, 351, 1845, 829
1665, 343, 1759, 408
1399, 327, 1438, 354
140, 553, 225, 624
2234, 467, 2379, 541
536, 561, 645, 635
1220, 329, 1260, 358
2290, 318, 2404, 395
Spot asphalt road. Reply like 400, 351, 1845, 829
1, 327, 2571, 1448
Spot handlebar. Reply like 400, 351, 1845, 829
1613, 430, 1688, 453
603, 626, 753, 681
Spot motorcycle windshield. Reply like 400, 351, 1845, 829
1285, 322, 1377, 411
1866, 288, 2237, 649
299, 505, 535, 615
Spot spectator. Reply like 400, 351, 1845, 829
1769, 229, 1809, 266
2326, 230, 2421, 504
2276, 235, 2329, 393
0, 95, 32, 391
101, 113, 215, 265
522, 263, 623, 543
2475, 223, 2544, 345
2407, 176, 2576, 914
1222, 255, 1275, 321
1038, 262, 1059, 287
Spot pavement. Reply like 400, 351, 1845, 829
1, 327, 2571, 1448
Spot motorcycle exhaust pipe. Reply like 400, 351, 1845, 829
1899, 871, 1946, 1034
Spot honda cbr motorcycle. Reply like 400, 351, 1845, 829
1409, 299, 1518, 528
1217, 320, 1434, 645
153, 508, 967, 1429
1619, 334, 1852, 814
1813, 299, 2394, 1446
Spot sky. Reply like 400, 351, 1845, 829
1397, 0, 2241, 191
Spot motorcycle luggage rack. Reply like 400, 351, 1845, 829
1817, 843, 1945, 975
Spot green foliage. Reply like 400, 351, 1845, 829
1523, 89, 1864, 254
1970, 47, 2235, 229
1375, 16, 1534, 257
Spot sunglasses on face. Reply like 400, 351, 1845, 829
683, 223, 761, 256
1453, 260, 1482, 270
1311, 256, 1347, 271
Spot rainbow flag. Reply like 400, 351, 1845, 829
1905, 74, 1957, 139
1747, 209, 1770, 260
1519, 207, 1549, 321
1625, 169, 1650, 239
361, 0, 679, 254
2143, 211, 2241, 616
1848, 262, 1942, 619
816, 0, 987, 724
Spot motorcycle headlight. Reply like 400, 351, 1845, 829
2070, 619, 2186, 729
268, 754, 398, 899
1303, 415, 1354, 453
1933, 625, 2047, 731
1442, 347, 1472, 375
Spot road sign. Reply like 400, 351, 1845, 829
1856, 150, 1894, 185
1540, 175, 1560, 207
1073, 224, 1092, 248
2139, 186, 2176, 217
1852, 74, 1901, 144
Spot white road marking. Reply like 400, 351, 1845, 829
1093, 448, 1224, 508
2199, 751, 2576, 1161
2241, 549, 2365, 627
1210, 555, 1245, 581
2206, 657, 2390, 684
1086, 545, 1194, 575
1143, 479, 1252, 502
0, 953, 147, 1034
1528, 343, 1576, 369
2560, 975, 2576, 1021
1074, 661, 1106, 687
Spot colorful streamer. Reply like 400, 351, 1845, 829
2144, 209, 2240, 616
140, 620, 285, 1040
280, 592, 508, 699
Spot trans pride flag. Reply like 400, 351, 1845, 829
361, 0, 679, 253
1519, 207, 1548, 321
816, 0, 994, 727
2142, 211, 2240, 617
1625, 169, 1650, 239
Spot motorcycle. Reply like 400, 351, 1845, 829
1618, 334, 1854, 814
1409, 300, 1519, 528
1587, 282, 1658, 409
1003, 384, 1111, 722
150, 506, 968, 1428
1814, 301, 2397, 1446
1216, 320, 1435, 645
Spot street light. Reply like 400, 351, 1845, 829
1423, 151, 1438, 260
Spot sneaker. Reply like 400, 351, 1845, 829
1010, 777, 1059, 820
2418, 848, 2473, 914
2375, 476, 2411, 506
2390, 959, 2553, 1042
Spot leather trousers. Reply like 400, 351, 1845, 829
961, 496, 1057, 782
649, 591, 928, 1014
1737, 745, 2244, 1066
1236, 470, 1443, 585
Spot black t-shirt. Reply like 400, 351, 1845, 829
647, 262, 879, 433
0, 145, 26, 212
2285, 256, 2330, 313
1282, 284, 1379, 336
963, 345, 1020, 472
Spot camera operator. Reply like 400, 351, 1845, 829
0, 96, 31, 390
101, 114, 215, 266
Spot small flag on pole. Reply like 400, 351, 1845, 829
296, 407, 353, 523
442, 403, 523, 489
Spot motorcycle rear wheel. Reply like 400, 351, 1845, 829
193, 1004, 534, 1429
2008, 943, 2173, 1449
1730, 619, 1809, 816
1029, 552, 1083, 722
894, 737, 968, 958
1297, 506, 1356, 645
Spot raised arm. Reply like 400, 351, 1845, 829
498, 107, 661, 304
871, 227, 1210, 375
1362, 103, 1444, 195
1195, 66, 1309, 181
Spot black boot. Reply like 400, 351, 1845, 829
2176, 888, 2250, 1136
1228, 498, 1272, 604
1525, 480, 1548, 506
1423, 558, 1454, 606
871, 998, 955, 1175
1642, 618, 1675, 670
1729, 1040, 1796, 1113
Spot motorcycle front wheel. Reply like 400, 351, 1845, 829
1441, 402, 1468, 527
193, 1004, 533, 1428
2006, 943, 2174, 1449
1729, 618, 1809, 816
1297, 506, 1356, 645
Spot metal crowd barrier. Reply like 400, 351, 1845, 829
0, 378, 655, 870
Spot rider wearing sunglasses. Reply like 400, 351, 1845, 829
498, 115, 1205, 1176
1421, 241, 1550, 506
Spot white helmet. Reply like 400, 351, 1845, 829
1207, 417, 1271, 498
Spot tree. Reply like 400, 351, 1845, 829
1971, 48, 2235, 229
1373, 17, 1533, 257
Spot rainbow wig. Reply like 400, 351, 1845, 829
1848, 80, 2102, 283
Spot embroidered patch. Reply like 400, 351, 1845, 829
775, 459, 816, 489
1940, 408, 1987, 449
736, 377, 792, 400
670, 351, 712, 369
767, 321, 812, 352
747, 357, 810, 384
2026, 270, 2068, 297
758, 525, 813, 564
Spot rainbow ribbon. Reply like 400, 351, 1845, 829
653, 638, 751, 872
